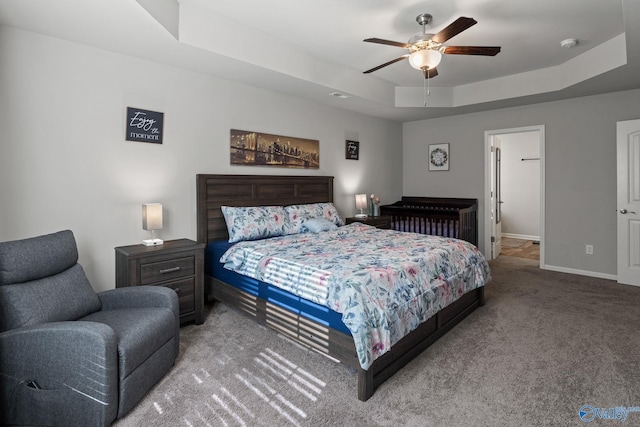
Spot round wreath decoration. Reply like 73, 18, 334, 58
430, 148, 448, 167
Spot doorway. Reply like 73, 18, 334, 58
484, 125, 545, 267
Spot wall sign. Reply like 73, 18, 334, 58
126, 107, 163, 144
346, 140, 359, 160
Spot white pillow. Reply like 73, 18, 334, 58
303, 217, 338, 233
284, 202, 344, 234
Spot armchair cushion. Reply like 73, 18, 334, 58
0, 229, 78, 285
0, 230, 102, 332
0, 263, 102, 333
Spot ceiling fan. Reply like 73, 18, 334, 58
363, 13, 501, 79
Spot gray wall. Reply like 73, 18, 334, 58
0, 26, 403, 291
404, 89, 640, 277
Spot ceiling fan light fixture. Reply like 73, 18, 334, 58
409, 49, 442, 71
363, 14, 499, 77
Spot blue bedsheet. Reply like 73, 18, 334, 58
206, 240, 350, 335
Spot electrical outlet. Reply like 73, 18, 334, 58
586, 244, 594, 255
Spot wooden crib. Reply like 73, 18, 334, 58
379, 197, 478, 247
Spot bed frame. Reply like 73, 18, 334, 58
196, 174, 484, 401
380, 197, 478, 246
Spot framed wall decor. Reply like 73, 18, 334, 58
230, 129, 319, 169
346, 140, 359, 160
126, 107, 163, 144
429, 143, 450, 171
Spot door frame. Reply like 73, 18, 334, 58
484, 125, 545, 268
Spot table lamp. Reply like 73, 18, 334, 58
355, 194, 368, 218
142, 203, 163, 246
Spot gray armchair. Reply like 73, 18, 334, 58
0, 230, 180, 426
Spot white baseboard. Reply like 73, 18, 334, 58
543, 264, 617, 281
502, 233, 540, 241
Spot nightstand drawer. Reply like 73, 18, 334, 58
140, 256, 194, 284
161, 277, 195, 314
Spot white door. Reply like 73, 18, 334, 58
617, 119, 640, 286
491, 137, 502, 258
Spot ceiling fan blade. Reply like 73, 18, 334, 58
423, 67, 439, 79
431, 17, 477, 44
364, 38, 411, 49
363, 55, 410, 74
443, 46, 501, 56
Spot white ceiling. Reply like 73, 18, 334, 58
1, 0, 639, 122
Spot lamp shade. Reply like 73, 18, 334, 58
355, 193, 368, 217
409, 49, 442, 70
142, 203, 163, 231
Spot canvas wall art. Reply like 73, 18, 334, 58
230, 129, 319, 169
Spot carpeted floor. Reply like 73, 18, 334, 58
115, 257, 640, 426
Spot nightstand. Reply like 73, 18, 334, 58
345, 216, 392, 229
115, 239, 205, 326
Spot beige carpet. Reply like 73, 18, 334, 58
115, 257, 640, 426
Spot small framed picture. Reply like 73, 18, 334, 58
429, 143, 449, 171
346, 140, 359, 160
126, 107, 164, 144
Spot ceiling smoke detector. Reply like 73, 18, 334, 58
560, 38, 578, 48
329, 92, 352, 99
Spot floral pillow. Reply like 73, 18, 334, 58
221, 205, 289, 243
285, 202, 344, 234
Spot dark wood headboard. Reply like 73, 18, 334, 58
196, 174, 335, 244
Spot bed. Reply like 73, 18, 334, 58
380, 197, 478, 246
197, 174, 488, 401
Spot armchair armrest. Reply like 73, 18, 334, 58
0, 322, 118, 426
98, 286, 180, 355
98, 286, 178, 314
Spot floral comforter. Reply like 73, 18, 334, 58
220, 222, 491, 370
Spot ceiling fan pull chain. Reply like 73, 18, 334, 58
423, 73, 427, 106
423, 69, 431, 107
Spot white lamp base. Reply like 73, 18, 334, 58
142, 238, 164, 246
355, 213, 368, 218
